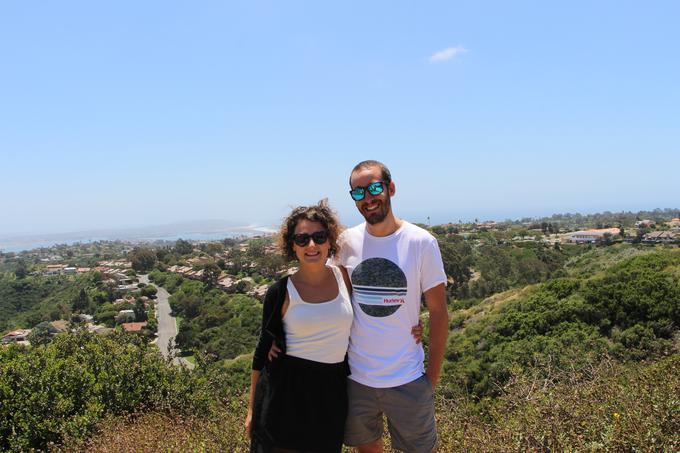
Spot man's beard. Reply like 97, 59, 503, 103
363, 195, 391, 225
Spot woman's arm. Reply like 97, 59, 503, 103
247, 283, 279, 437
252, 281, 282, 370
245, 369, 260, 438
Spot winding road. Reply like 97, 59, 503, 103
139, 274, 194, 369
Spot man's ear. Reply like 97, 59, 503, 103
388, 180, 396, 196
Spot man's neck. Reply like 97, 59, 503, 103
365, 213, 402, 237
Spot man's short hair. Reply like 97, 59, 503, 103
349, 160, 392, 187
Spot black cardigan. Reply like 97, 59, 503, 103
252, 276, 289, 371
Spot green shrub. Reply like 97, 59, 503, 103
0, 331, 214, 451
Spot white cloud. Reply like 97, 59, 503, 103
429, 46, 468, 62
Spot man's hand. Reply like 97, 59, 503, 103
411, 319, 424, 344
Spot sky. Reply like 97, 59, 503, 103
1, 1, 679, 237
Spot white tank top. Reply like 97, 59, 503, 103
283, 265, 353, 364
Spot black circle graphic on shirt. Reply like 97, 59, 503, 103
351, 258, 407, 317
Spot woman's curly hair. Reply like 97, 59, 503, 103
278, 199, 343, 262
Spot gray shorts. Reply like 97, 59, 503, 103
344, 374, 437, 453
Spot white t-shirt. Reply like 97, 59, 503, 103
334, 221, 447, 388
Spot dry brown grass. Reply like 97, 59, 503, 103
61, 355, 679, 453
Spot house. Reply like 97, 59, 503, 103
187, 256, 212, 266
121, 322, 147, 332
264, 244, 279, 255
43, 264, 67, 276
1, 329, 32, 345
634, 219, 656, 228
97, 260, 132, 269
668, 218, 680, 231
217, 275, 237, 289
249, 284, 269, 299
566, 228, 621, 244
49, 320, 70, 333
624, 234, 638, 244
74, 314, 94, 323
115, 310, 136, 323
475, 221, 498, 230
87, 324, 112, 335
63, 267, 77, 275
642, 231, 678, 244
117, 284, 139, 293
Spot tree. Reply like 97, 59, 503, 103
202, 263, 221, 288
155, 247, 170, 263
27, 322, 54, 346
233, 279, 251, 294
71, 288, 91, 312
246, 239, 267, 259
130, 247, 157, 272
14, 259, 28, 279
202, 242, 224, 255
174, 239, 193, 255
134, 299, 148, 322
140, 285, 157, 298
439, 241, 473, 293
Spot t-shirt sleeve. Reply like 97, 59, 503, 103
420, 236, 447, 292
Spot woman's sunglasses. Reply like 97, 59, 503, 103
349, 181, 387, 201
293, 230, 329, 247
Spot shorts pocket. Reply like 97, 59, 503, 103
421, 373, 434, 397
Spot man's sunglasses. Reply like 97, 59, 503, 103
293, 230, 329, 247
349, 181, 387, 201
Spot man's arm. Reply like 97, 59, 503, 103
423, 283, 448, 390
338, 265, 352, 295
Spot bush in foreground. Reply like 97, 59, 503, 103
64, 354, 679, 452
0, 331, 213, 451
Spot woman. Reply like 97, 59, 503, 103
247, 201, 352, 453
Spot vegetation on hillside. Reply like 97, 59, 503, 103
149, 270, 262, 361
444, 247, 680, 396
0, 273, 104, 332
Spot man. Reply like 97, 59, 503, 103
334, 160, 449, 453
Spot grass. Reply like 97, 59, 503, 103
183, 354, 196, 366
61, 354, 680, 453
449, 284, 537, 332
564, 243, 663, 278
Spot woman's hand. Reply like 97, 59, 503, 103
268, 343, 282, 361
411, 319, 424, 344
245, 409, 253, 438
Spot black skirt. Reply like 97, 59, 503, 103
250, 354, 349, 453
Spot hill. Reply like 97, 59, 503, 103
444, 247, 680, 396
